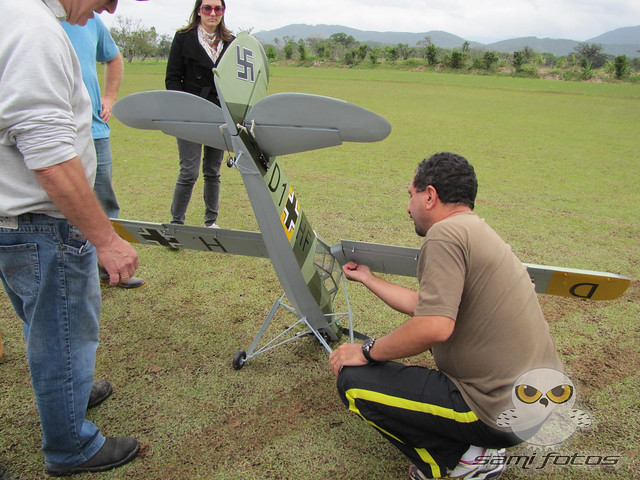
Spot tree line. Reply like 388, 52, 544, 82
109, 16, 639, 82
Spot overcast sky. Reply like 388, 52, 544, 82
100, 0, 639, 43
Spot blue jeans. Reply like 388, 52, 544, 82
93, 137, 120, 219
0, 214, 105, 468
171, 138, 223, 226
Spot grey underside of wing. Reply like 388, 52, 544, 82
331, 240, 420, 277
113, 91, 391, 157
112, 90, 229, 150
114, 219, 269, 258
332, 242, 631, 295
247, 93, 392, 157
116, 219, 419, 276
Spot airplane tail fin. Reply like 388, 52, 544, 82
213, 31, 391, 155
213, 31, 270, 127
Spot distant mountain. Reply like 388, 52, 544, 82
484, 37, 580, 57
588, 26, 639, 44
254, 24, 640, 58
586, 26, 640, 58
253, 24, 482, 50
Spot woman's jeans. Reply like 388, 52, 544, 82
0, 214, 105, 468
171, 138, 223, 226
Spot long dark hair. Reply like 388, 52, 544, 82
179, 0, 233, 43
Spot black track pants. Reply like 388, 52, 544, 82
337, 361, 521, 478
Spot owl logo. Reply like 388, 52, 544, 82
496, 368, 591, 446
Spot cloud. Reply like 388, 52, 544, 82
101, 0, 639, 43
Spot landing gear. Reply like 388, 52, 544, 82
232, 350, 247, 370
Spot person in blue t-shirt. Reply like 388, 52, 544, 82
63, 16, 146, 289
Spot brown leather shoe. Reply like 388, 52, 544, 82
88, 379, 113, 409
46, 436, 139, 476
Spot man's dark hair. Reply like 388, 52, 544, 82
413, 152, 478, 209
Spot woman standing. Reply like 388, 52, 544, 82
166, 0, 234, 228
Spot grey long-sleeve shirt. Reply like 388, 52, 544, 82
0, 0, 96, 218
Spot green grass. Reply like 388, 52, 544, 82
0, 64, 638, 479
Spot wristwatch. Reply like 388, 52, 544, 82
362, 337, 380, 364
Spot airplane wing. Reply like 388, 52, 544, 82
331, 240, 631, 301
110, 222, 630, 302
246, 93, 392, 157
523, 264, 631, 301
111, 219, 269, 258
330, 240, 419, 277
112, 90, 231, 150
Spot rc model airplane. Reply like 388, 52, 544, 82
112, 33, 631, 369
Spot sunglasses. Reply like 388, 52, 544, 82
200, 5, 225, 16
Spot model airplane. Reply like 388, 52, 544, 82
112, 33, 631, 369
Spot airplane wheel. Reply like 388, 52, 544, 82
226, 157, 235, 168
233, 350, 247, 370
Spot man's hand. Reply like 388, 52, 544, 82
329, 342, 368, 377
100, 52, 123, 123
96, 232, 139, 286
342, 261, 373, 284
99, 95, 116, 122
35, 157, 139, 287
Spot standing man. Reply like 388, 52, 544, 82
62, 15, 147, 289
0, 0, 147, 476
329, 152, 563, 480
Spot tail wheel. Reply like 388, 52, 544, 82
233, 350, 247, 370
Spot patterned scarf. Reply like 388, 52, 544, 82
198, 25, 224, 63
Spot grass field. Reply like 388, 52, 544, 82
1, 63, 638, 479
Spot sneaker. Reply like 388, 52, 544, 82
206, 223, 220, 229
88, 379, 113, 409
46, 436, 139, 476
99, 266, 147, 289
447, 448, 506, 479
409, 449, 506, 480
409, 464, 429, 480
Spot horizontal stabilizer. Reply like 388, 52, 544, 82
247, 93, 392, 157
112, 91, 230, 149
332, 240, 631, 300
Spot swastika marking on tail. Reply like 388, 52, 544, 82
236, 46, 255, 82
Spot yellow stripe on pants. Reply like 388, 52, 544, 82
345, 387, 480, 478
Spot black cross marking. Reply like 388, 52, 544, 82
236, 45, 255, 82
283, 191, 299, 233
139, 228, 180, 249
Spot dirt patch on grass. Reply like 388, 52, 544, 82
569, 341, 640, 392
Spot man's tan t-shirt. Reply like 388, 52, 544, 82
414, 211, 562, 428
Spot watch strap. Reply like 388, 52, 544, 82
362, 337, 380, 364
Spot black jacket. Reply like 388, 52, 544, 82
165, 28, 234, 106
